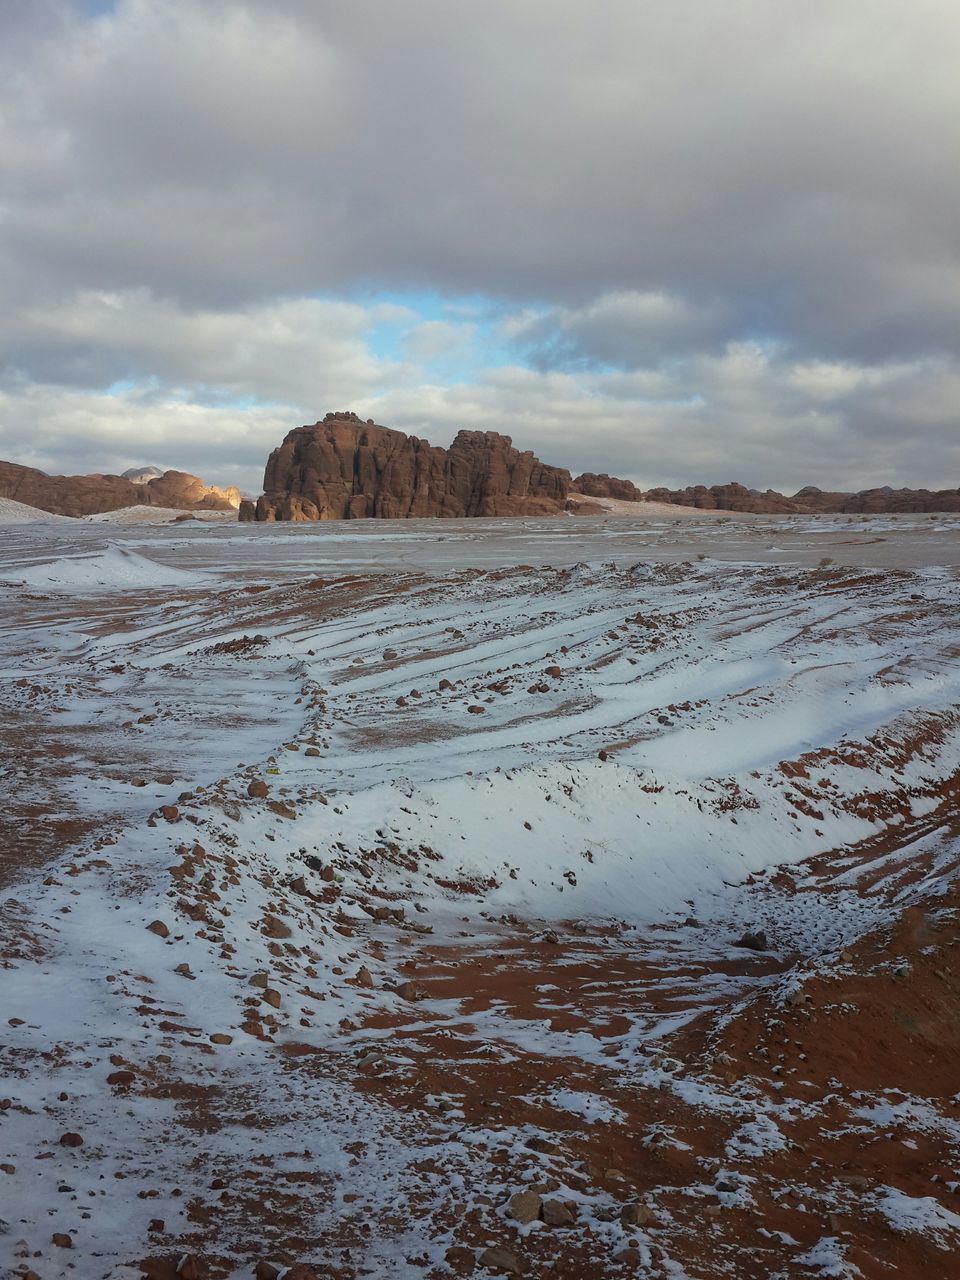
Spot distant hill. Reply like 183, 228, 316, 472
121, 465, 164, 483
0, 460, 241, 518
576, 475, 960, 515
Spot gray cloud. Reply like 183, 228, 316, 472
0, 0, 957, 492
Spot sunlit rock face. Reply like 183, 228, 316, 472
0, 460, 240, 517
249, 411, 571, 521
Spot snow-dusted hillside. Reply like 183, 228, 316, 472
2, 513, 960, 1279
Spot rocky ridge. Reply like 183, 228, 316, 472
241, 412, 570, 521
0, 461, 241, 518
584, 478, 960, 515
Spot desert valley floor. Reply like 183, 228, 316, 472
3, 511, 960, 1280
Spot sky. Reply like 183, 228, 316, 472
1, 0, 958, 496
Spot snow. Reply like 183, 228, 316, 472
871, 1186, 960, 1246
0, 495, 72, 523
0, 543, 207, 589
2, 513, 960, 1276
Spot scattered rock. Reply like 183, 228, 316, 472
620, 1201, 657, 1227
506, 1189, 542, 1224
734, 929, 768, 952
355, 966, 375, 989
478, 1246, 522, 1276
247, 780, 269, 799
146, 920, 170, 939
261, 915, 292, 939
106, 1069, 136, 1087
59, 1132, 83, 1148
51, 1233, 73, 1248
541, 1198, 577, 1226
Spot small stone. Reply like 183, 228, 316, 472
149, 1218, 165, 1232
255, 1264, 281, 1280
146, 919, 170, 939
734, 930, 767, 952
59, 1132, 83, 1148
506, 1189, 542, 1224
541, 1198, 576, 1226
247, 779, 269, 799
210, 1034, 233, 1045
174, 963, 195, 979
51, 1233, 73, 1248
262, 988, 282, 1008
261, 914, 292, 939
478, 1247, 521, 1275
248, 971, 269, 988
160, 805, 180, 823
545, 665, 562, 678
304, 747, 321, 757
541, 930, 559, 945
355, 965, 375, 988
396, 981, 424, 1001
106, 1069, 135, 1087
620, 1201, 657, 1227
467, 705, 485, 714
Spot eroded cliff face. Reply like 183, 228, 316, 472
244, 412, 570, 521
0, 461, 240, 518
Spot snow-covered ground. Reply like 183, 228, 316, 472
2, 514, 960, 1279
0, 496, 72, 523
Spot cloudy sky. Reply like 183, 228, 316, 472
1, 0, 958, 495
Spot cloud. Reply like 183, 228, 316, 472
3, 336, 957, 497
2, 0, 958, 355
0, 1, 957, 494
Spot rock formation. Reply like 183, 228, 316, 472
641, 481, 960, 515
0, 461, 240, 518
573, 472, 643, 502
642, 482, 804, 513
243, 412, 570, 521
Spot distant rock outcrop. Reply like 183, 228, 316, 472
573, 473, 643, 502
244, 412, 570, 521
641, 481, 960, 514
642, 483, 804, 514
0, 461, 240, 518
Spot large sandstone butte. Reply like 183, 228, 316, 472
242, 412, 571, 521
0, 461, 241, 518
